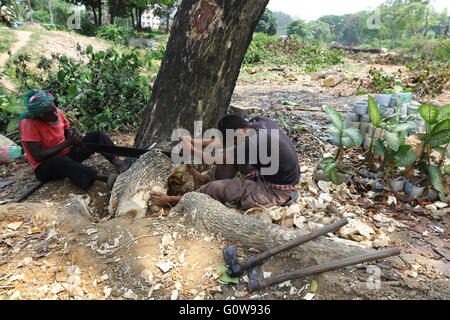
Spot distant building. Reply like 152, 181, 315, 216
141, 9, 161, 29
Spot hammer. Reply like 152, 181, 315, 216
223, 218, 349, 278
247, 247, 401, 292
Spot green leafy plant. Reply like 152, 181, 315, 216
415, 103, 450, 200
324, 105, 363, 164
96, 25, 131, 45
7, 46, 152, 132
365, 95, 416, 170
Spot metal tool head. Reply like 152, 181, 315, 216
223, 245, 244, 278
247, 265, 261, 293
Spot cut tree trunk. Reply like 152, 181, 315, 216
174, 192, 373, 265
324, 74, 345, 87
331, 46, 384, 54
109, 151, 173, 218
134, 0, 269, 149
311, 70, 340, 81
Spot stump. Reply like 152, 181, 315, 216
324, 74, 345, 87
311, 70, 339, 81
174, 192, 374, 265
109, 151, 173, 218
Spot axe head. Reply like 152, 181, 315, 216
223, 245, 243, 278
248, 265, 261, 293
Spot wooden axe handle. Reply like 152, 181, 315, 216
251, 248, 401, 292
16, 181, 46, 203
241, 218, 349, 271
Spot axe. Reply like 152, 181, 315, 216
223, 219, 349, 278
247, 247, 401, 292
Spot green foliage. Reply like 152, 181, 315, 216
429, 165, 446, 201
313, 1, 449, 48
255, 9, 277, 36
7, 47, 151, 132
323, 105, 363, 165
0, 28, 14, 53
243, 34, 343, 72
368, 96, 381, 126
286, 19, 311, 39
96, 25, 131, 45
0, 87, 25, 134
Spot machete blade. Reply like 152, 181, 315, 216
82, 143, 172, 158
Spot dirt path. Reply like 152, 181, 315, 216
0, 30, 32, 91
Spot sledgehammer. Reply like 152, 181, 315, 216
223, 218, 349, 278
247, 247, 401, 292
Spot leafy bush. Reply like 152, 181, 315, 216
0, 29, 14, 53
243, 33, 343, 72
78, 13, 98, 37
96, 25, 131, 45
7, 46, 152, 132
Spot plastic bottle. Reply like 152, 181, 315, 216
0, 146, 23, 164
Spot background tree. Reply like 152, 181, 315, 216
66, 0, 102, 26
286, 19, 311, 39
134, 0, 269, 149
272, 10, 292, 35
255, 8, 277, 35
308, 20, 331, 42
152, 0, 179, 31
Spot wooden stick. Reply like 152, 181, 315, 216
252, 248, 400, 292
16, 181, 46, 203
241, 219, 349, 271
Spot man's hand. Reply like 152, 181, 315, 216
66, 129, 83, 145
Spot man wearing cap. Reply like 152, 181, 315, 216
19, 89, 125, 191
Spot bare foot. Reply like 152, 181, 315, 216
150, 191, 181, 207
112, 158, 128, 174
187, 165, 209, 189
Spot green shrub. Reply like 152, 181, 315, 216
96, 25, 131, 45
77, 14, 98, 37
7, 46, 152, 132
244, 33, 344, 72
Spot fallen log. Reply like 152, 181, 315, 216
109, 151, 173, 218
311, 70, 339, 81
174, 192, 374, 265
324, 74, 345, 87
331, 46, 385, 54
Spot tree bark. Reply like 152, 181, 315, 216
174, 192, 373, 265
92, 6, 98, 26
134, 0, 269, 149
98, 1, 102, 26
109, 151, 174, 218
130, 8, 135, 29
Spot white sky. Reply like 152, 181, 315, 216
267, 0, 450, 21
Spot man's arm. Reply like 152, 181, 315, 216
24, 140, 72, 163
24, 132, 82, 163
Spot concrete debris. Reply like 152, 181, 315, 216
123, 289, 138, 300
338, 218, 375, 242
156, 261, 175, 273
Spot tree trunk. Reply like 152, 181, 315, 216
98, 2, 102, 26
134, 0, 269, 149
92, 6, 98, 26
109, 151, 174, 218
130, 8, 135, 29
174, 193, 373, 265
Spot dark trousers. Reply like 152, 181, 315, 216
34, 131, 117, 190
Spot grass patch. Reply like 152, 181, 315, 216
243, 33, 344, 73
0, 28, 15, 53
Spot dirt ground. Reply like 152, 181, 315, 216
0, 31, 449, 300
